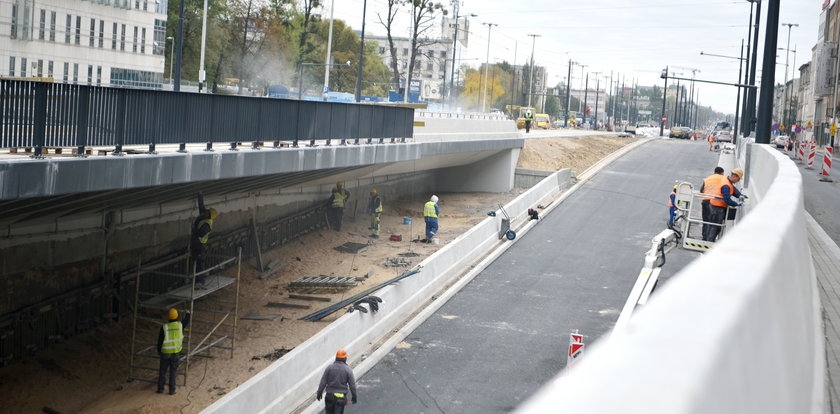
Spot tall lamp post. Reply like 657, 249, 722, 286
756, 0, 781, 144
592, 72, 602, 130
354, 0, 367, 102
167, 36, 174, 82
526, 34, 541, 108
323, 0, 336, 100
198, 0, 208, 92
780, 21, 798, 129
745, 0, 763, 136
481, 22, 498, 113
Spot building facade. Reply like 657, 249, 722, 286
368, 34, 451, 102
1, 0, 167, 88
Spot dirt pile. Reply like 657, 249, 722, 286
517, 135, 638, 172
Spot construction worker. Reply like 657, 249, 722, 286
524, 110, 534, 133
704, 168, 745, 242
316, 349, 357, 414
368, 189, 383, 239
191, 193, 217, 285
328, 182, 350, 232
668, 185, 678, 227
699, 167, 725, 241
423, 195, 440, 243
157, 308, 190, 395
708, 133, 715, 151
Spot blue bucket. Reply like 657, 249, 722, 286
403, 217, 413, 225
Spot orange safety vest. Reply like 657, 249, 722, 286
668, 192, 675, 208
707, 175, 736, 208
701, 174, 722, 202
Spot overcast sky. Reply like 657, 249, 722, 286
332, 0, 821, 114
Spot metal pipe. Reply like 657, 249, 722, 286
756, 0, 781, 144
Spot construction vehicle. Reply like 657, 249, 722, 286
615, 181, 746, 330
505, 105, 537, 129
534, 113, 552, 129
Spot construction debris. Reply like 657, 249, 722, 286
334, 242, 370, 254
257, 260, 284, 280
250, 347, 293, 361
240, 313, 284, 321
266, 302, 311, 310
398, 252, 420, 257
288, 276, 358, 291
288, 294, 331, 302
383, 257, 412, 267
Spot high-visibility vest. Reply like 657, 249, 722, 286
161, 321, 184, 354
424, 201, 438, 219
701, 174, 722, 202
709, 176, 735, 208
372, 196, 383, 213
524, 112, 533, 120
196, 219, 213, 244
332, 190, 347, 208
668, 192, 675, 208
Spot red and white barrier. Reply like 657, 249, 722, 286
822, 146, 833, 181
807, 141, 816, 168
798, 140, 805, 163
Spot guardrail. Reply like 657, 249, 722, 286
416, 110, 508, 121
0, 80, 414, 155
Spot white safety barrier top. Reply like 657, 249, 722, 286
515, 143, 825, 414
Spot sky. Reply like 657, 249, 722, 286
330, 0, 821, 114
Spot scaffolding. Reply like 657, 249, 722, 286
128, 249, 241, 386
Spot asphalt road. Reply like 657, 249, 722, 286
354, 139, 717, 414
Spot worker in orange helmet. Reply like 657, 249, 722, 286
317, 349, 357, 413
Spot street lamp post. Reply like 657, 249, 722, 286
592, 72, 602, 130
582, 72, 589, 126
482, 22, 497, 113
756, 0, 782, 144
323, 0, 336, 100
527, 34, 540, 108
660, 66, 669, 137
198, 0, 208, 92
354, 0, 367, 102
745, 0, 763, 136
167, 36, 174, 82
174, 0, 185, 91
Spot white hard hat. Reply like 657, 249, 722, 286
431, 195, 439, 203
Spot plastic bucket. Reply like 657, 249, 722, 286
403, 217, 412, 225
432, 237, 440, 245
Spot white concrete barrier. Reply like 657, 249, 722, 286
516, 144, 825, 414
414, 112, 519, 141
202, 168, 573, 414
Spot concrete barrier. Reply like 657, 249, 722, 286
515, 144, 824, 413
414, 111, 519, 141
202, 168, 574, 414
514, 168, 555, 188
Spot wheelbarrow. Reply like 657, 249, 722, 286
497, 203, 516, 241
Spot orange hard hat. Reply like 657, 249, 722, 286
336, 349, 347, 359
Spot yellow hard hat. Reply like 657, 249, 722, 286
673, 185, 678, 190
168, 308, 179, 320
370, 188, 377, 194
209, 208, 218, 220
336, 182, 343, 188
731, 168, 744, 178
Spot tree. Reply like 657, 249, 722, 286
404, 0, 447, 99
377, 0, 402, 92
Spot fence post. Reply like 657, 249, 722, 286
31, 82, 48, 159
74, 86, 90, 157
112, 88, 127, 155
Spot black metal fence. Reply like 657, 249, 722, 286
0, 80, 415, 155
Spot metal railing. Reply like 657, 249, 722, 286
0, 80, 415, 156
416, 110, 508, 121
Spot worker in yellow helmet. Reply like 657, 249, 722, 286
191, 193, 217, 286
368, 189, 383, 239
423, 195, 440, 243
327, 182, 350, 232
157, 308, 190, 395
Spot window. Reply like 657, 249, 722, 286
153, 19, 166, 55
65, 14, 71, 43
21, 58, 27, 77
135, 0, 140, 9
440, 51, 447, 59
8, 57, 14, 76
73, 63, 78, 83
110, 67, 164, 88
402, 48, 408, 56
143, 0, 148, 11
97, 66, 102, 85
141, 27, 146, 53
75, 16, 81, 44
38, 9, 45, 40
89, 18, 95, 47
49, 11, 56, 41
112, 23, 117, 49
37, 59, 43, 77
427, 62, 434, 71
11, 4, 17, 38
87, 65, 92, 84
47, 61, 53, 78
63, 62, 68, 82
379, 47, 385, 54
120, 24, 125, 50
132, 26, 138, 52
98, 20, 104, 48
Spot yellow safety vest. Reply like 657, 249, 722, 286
524, 112, 533, 120
196, 218, 213, 244
161, 321, 184, 354
372, 196, 383, 213
332, 190, 347, 208
424, 201, 438, 219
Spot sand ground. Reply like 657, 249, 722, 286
0, 134, 636, 413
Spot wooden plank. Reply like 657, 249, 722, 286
288, 294, 331, 302
266, 302, 311, 310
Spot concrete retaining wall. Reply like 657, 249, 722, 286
515, 168, 555, 188
515, 144, 824, 413
202, 168, 575, 414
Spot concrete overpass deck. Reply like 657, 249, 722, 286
355, 139, 715, 413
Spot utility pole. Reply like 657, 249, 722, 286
592, 72, 602, 130
198, 0, 208, 92
174, 0, 185, 91
780, 23, 798, 132
607, 71, 614, 128
756, 0, 781, 144
323, 0, 336, 100
482, 22, 497, 113
740, 0, 757, 135
565, 59, 574, 127
746, 0, 763, 136
527, 34, 540, 108
734, 39, 745, 142
578, 64, 587, 113
354, 0, 367, 102
674, 79, 681, 126
660, 66, 669, 137
583, 72, 589, 126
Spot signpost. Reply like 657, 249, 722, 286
567, 330, 585, 367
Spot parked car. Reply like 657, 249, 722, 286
774, 135, 790, 148
669, 126, 691, 139
715, 131, 733, 143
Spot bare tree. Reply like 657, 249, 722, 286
377, 0, 402, 92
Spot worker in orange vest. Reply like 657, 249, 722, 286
702, 168, 745, 242
699, 167, 725, 240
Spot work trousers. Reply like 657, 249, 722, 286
370, 213, 381, 237
425, 219, 438, 240
525, 120, 532, 133
700, 200, 711, 241
705, 205, 727, 242
157, 353, 181, 393
324, 393, 348, 414
191, 244, 207, 284
329, 207, 345, 231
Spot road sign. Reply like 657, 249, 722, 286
661, 116, 667, 122
322, 86, 329, 94
567, 330, 585, 366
